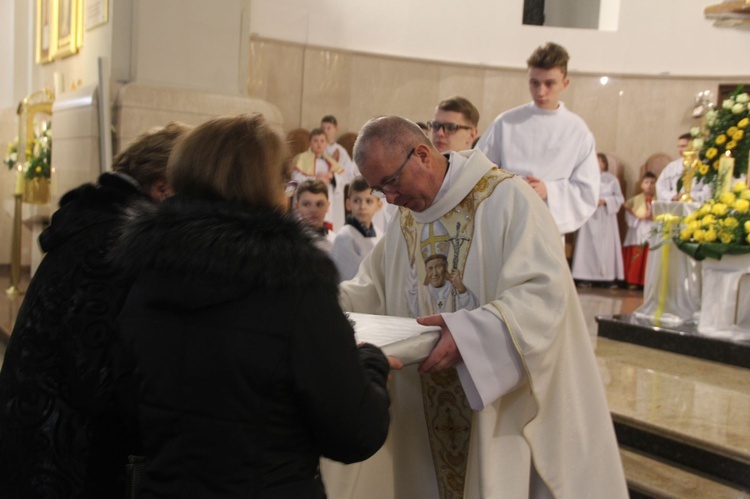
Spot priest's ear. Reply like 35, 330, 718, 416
148, 178, 172, 202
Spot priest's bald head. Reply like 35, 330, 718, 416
354, 116, 449, 212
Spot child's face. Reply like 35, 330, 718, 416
641, 177, 656, 196
345, 189, 382, 227
321, 122, 338, 144
310, 134, 328, 156
296, 191, 330, 227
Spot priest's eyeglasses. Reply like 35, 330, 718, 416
370, 148, 415, 198
427, 121, 473, 135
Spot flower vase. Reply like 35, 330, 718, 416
698, 253, 750, 340
23, 177, 50, 204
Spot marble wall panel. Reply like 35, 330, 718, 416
479, 68, 529, 133
348, 55, 441, 133
435, 65, 487, 127
247, 40, 305, 130
298, 49, 355, 132
614, 79, 676, 197
565, 75, 623, 159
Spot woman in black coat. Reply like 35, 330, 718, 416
0, 123, 189, 498
111, 114, 392, 498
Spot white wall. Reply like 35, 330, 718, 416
545, 0, 600, 30
250, 0, 750, 77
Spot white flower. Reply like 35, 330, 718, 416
723, 99, 735, 109
691, 126, 701, 136
692, 138, 704, 150
737, 93, 750, 104
733, 103, 745, 114
9, 152, 16, 162
706, 109, 719, 126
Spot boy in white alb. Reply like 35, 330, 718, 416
292, 128, 348, 230
572, 153, 625, 286
476, 42, 599, 234
294, 179, 336, 252
330, 177, 383, 281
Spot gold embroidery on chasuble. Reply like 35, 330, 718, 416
398, 168, 509, 499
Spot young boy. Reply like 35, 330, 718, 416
623, 171, 657, 289
330, 176, 383, 281
295, 179, 336, 252
292, 128, 349, 231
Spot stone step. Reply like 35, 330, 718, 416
597, 314, 750, 369
596, 337, 750, 490
621, 448, 750, 499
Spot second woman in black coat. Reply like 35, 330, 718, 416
112, 114, 392, 498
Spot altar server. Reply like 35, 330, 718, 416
655, 132, 692, 201
338, 116, 627, 499
428, 96, 479, 153
572, 153, 625, 286
331, 176, 383, 281
293, 127, 351, 230
476, 42, 599, 234
623, 171, 657, 288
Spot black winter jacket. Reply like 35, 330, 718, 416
0, 173, 146, 499
112, 196, 391, 499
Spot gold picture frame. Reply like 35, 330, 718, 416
55, 0, 82, 59
35, 0, 54, 64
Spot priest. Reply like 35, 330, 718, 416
338, 115, 627, 499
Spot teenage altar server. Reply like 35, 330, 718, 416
476, 42, 599, 234
336, 116, 627, 499
292, 128, 351, 230
572, 153, 625, 286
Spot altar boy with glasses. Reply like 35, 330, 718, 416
428, 96, 479, 153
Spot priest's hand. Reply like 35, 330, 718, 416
525, 175, 548, 200
416, 314, 462, 373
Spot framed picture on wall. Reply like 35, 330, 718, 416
84, 0, 108, 31
55, 0, 82, 59
35, 0, 54, 64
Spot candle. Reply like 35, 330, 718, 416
14, 164, 24, 195
719, 152, 735, 195
51, 167, 57, 197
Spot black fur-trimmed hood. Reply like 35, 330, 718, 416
111, 195, 339, 305
39, 172, 147, 253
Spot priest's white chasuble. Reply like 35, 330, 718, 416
334, 150, 627, 499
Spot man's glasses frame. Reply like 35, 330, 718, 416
370, 148, 415, 198
427, 121, 473, 135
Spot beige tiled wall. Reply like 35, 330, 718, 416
248, 37, 748, 200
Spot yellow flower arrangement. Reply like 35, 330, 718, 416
693, 86, 750, 192
3, 122, 51, 180
674, 183, 750, 260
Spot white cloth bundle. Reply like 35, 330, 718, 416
350, 313, 440, 365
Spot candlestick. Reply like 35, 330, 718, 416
719, 152, 735, 195
14, 164, 24, 195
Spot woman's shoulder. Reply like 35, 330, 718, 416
113, 197, 339, 293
